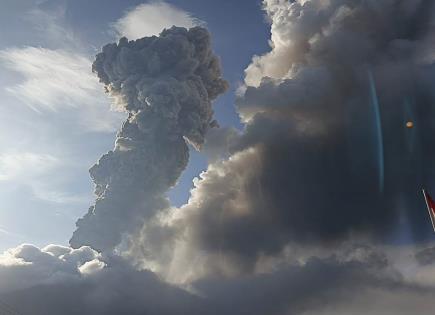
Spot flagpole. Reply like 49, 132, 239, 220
422, 189, 435, 232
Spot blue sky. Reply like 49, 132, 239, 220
0, 0, 270, 251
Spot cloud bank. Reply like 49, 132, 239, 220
2, 243, 435, 315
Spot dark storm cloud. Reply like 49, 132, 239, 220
69, 26, 227, 251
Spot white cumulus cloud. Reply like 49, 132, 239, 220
113, 1, 204, 40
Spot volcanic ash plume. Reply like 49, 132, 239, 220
70, 26, 228, 251
124, 0, 435, 280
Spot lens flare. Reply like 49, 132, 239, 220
368, 70, 385, 194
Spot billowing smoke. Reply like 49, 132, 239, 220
2, 1, 435, 314
125, 0, 435, 278
70, 26, 228, 251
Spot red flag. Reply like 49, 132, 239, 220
423, 189, 435, 232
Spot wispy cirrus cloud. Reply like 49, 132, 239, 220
0, 47, 99, 112
0, 152, 58, 182
0, 152, 86, 204
0, 47, 124, 132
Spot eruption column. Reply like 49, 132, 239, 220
70, 26, 228, 251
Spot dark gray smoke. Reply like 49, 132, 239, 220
70, 26, 228, 251
125, 0, 435, 277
